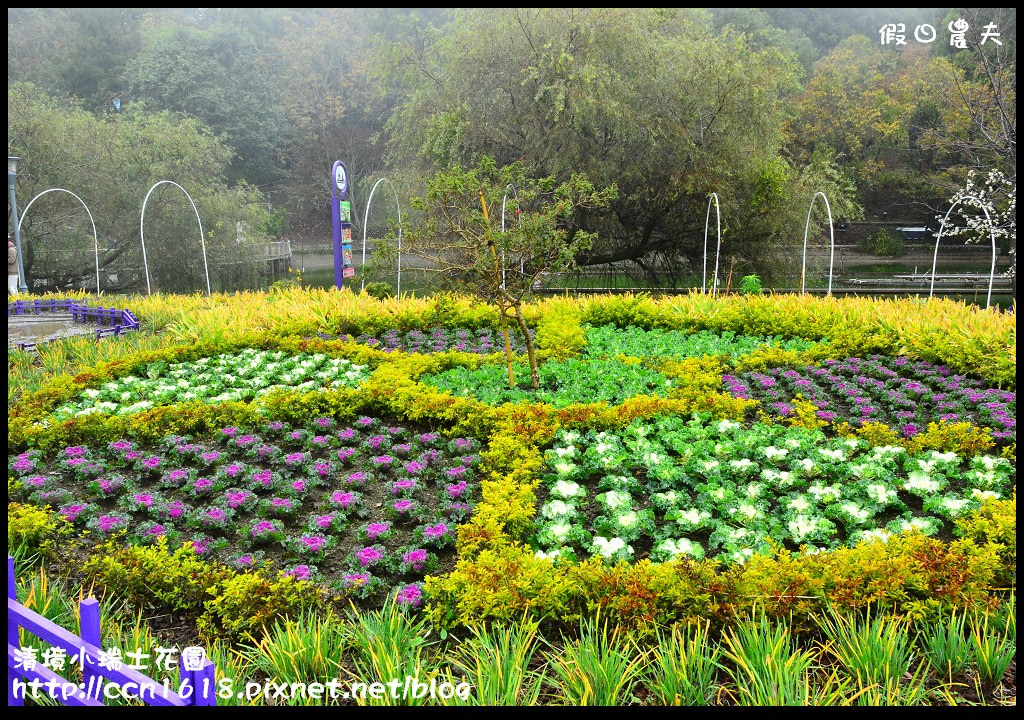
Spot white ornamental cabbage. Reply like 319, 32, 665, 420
858, 528, 892, 544
788, 514, 819, 542
733, 503, 760, 521
553, 462, 577, 476
941, 497, 970, 517
616, 511, 639, 529
677, 507, 709, 527
840, 503, 871, 523
818, 448, 846, 462
865, 484, 899, 506
717, 419, 741, 433
658, 538, 703, 560
601, 491, 633, 511
904, 472, 940, 494
552, 480, 584, 500
591, 536, 633, 560
729, 458, 757, 473
546, 522, 573, 542
971, 489, 1000, 501
764, 446, 788, 460
540, 500, 575, 520
788, 495, 811, 513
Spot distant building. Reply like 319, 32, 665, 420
897, 226, 933, 242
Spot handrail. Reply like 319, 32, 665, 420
8, 556, 215, 706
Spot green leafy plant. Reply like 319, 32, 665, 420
918, 609, 975, 681
646, 621, 720, 705
859, 228, 906, 257
546, 619, 647, 706
817, 607, 927, 705
363, 281, 395, 300
720, 613, 851, 706
739, 274, 763, 295
969, 611, 1015, 688
244, 609, 346, 706
344, 598, 439, 706
422, 356, 670, 408
448, 617, 544, 705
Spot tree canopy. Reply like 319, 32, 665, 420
7, 7, 1016, 291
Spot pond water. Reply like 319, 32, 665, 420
8, 315, 93, 347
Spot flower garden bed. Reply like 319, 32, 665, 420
334, 326, 530, 355
533, 415, 1012, 565
52, 348, 368, 420
7, 290, 1016, 705
724, 355, 1015, 442
10, 416, 481, 607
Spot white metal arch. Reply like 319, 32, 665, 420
17, 188, 101, 296
703, 192, 721, 295
140, 180, 211, 296
930, 195, 998, 309
361, 177, 403, 295
800, 191, 836, 296
500, 183, 523, 289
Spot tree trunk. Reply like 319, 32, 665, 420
512, 300, 539, 389
497, 299, 516, 389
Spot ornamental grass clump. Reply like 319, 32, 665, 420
547, 620, 647, 706
647, 621, 720, 706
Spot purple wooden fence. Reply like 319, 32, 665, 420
7, 557, 215, 707
7, 300, 140, 352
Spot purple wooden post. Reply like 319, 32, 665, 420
79, 598, 101, 701
8, 556, 23, 707
16, 299, 24, 315
178, 656, 217, 706
33, 299, 41, 314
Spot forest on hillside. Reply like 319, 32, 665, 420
7, 8, 1016, 292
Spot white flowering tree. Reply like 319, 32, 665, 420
937, 169, 1016, 292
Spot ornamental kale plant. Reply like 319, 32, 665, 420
583, 325, 819, 360
531, 414, 1015, 565
724, 355, 1015, 443
8, 418, 481, 608
52, 348, 369, 420
338, 327, 531, 355
422, 356, 671, 407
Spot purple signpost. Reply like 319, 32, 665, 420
330, 160, 354, 289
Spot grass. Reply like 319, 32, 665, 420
546, 619, 647, 706
343, 598, 441, 706
243, 609, 346, 706
969, 611, 1016, 689
448, 617, 544, 705
919, 610, 975, 681
719, 613, 852, 706
9, 560, 1018, 706
646, 621, 719, 705
817, 607, 928, 705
